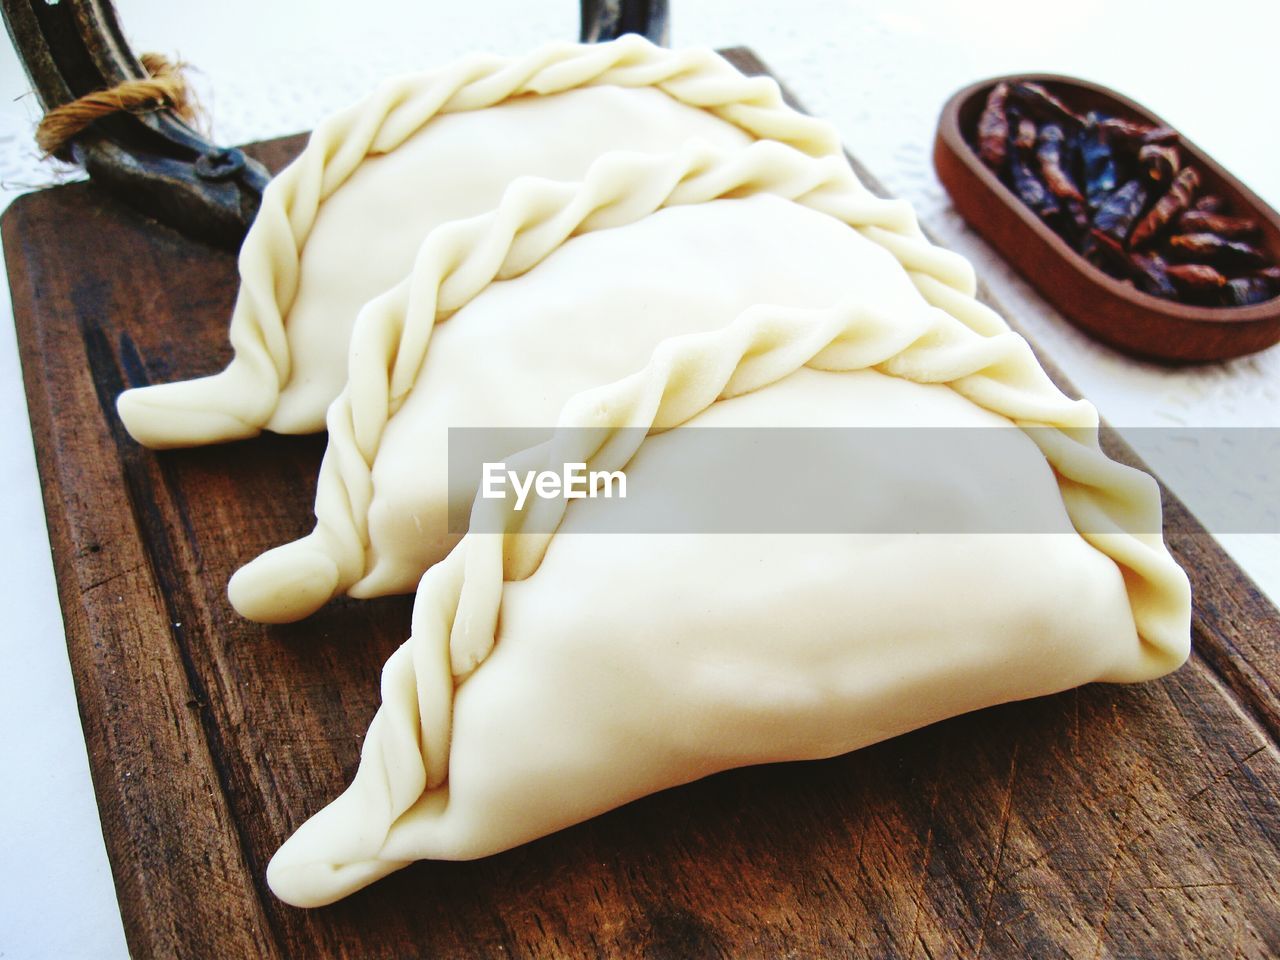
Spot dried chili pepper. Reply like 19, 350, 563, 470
1035, 123, 1087, 234
1177, 210, 1261, 240
1013, 115, 1038, 154
1037, 125, 1084, 201
1078, 117, 1118, 209
1009, 82, 1081, 124
1138, 143, 1180, 185
1166, 263, 1229, 293
977, 82, 1011, 171
1166, 233, 1269, 270
1130, 167, 1200, 248
1253, 269, 1280, 302
1010, 154, 1058, 219
1093, 179, 1149, 244
1129, 252, 1178, 298
1223, 277, 1276, 306
1098, 117, 1177, 147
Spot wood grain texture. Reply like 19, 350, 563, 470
5, 48, 1279, 959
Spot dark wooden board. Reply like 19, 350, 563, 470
5, 48, 1280, 959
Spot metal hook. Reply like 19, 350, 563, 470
1, 0, 271, 248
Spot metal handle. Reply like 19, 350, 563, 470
1, 0, 670, 248
1, 0, 270, 248
580, 0, 669, 45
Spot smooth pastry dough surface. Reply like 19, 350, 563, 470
115, 37, 842, 448
266, 298, 1191, 908
228, 140, 1010, 623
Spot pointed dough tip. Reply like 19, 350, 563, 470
228, 543, 340, 623
267, 832, 407, 908
116, 380, 262, 449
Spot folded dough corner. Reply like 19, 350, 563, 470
114, 36, 847, 448
265, 299, 1191, 909
228, 139, 1006, 623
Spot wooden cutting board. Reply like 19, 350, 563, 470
6, 49, 1280, 959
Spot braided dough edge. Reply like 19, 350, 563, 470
115, 35, 848, 447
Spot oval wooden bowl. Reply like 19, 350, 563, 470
933, 74, 1280, 363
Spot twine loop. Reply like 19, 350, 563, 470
35, 53, 200, 157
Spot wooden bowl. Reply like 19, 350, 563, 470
933, 74, 1280, 363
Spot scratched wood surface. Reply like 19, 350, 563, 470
5, 48, 1280, 959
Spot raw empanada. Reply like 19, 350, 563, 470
115, 35, 846, 447
228, 140, 1010, 622
265, 298, 1191, 908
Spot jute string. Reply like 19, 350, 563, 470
35, 53, 201, 157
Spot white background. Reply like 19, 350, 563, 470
1, 1, 1277, 956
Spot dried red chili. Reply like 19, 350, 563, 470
1098, 117, 1176, 147
1013, 116, 1038, 153
1011, 154, 1058, 219
1078, 117, 1118, 209
1177, 211, 1261, 240
1166, 263, 1228, 292
1093, 180, 1149, 244
1010, 82, 1080, 124
1130, 167, 1200, 248
1167, 233, 1269, 271
1037, 124, 1084, 202
1138, 143, 1180, 185
977, 82, 1011, 171
1129, 252, 1178, 298
1224, 277, 1276, 306
1035, 124, 1087, 233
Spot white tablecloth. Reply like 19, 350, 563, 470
1, 2, 1275, 955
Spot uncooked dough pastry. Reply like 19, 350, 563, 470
228, 139, 1012, 622
265, 298, 1192, 908
114, 35, 849, 447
